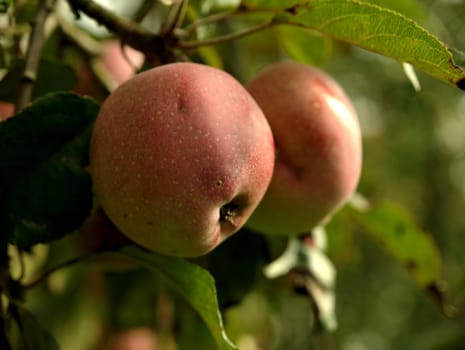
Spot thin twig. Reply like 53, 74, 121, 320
66, 0, 167, 56
164, 0, 189, 35
181, 9, 237, 35
181, 6, 276, 36
15, 0, 57, 112
58, 16, 102, 56
178, 21, 274, 50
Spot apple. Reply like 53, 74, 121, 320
74, 40, 144, 101
99, 40, 145, 88
245, 61, 362, 235
90, 62, 275, 257
0, 101, 14, 120
103, 328, 158, 350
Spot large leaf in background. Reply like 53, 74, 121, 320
276, 26, 332, 66
0, 92, 99, 248
240, 0, 465, 89
121, 246, 238, 350
363, 0, 426, 19
0, 58, 77, 102
349, 201, 447, 309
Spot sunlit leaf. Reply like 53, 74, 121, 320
242, 0, 465, 88
276, 26, 332, 66
351, 201, 442, 287
196, 46, 225, 69
363, 0, 427, 19
120, 245, 239, 350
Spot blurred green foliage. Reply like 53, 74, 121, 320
2, 0, 465, 349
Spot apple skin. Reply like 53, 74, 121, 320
245, 61, 362, 235
0, 101, 14, 120
90, 62, 275, 257
74, 40, 144, 101
103, 328, 158, 350
99, 40, 145, 87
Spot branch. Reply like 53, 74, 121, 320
15, 0, 57, 112
181, 10, 236, 36
180, 6, 277, 37
160, 0, 188, 36
66, 0, 174, 63
178, 21, 274, 50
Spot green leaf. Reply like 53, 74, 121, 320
0, 58, 78, 102
9, 304, 60, 350
362, 0, 427, 19
351, 201, 442, 288
196, 46, 225, 69
241, 0, 301, 10
276, 26, 332, 66
243, 0, 465, 88
0, 92, 99, 248
0, 92, 98, 187
205, 229, 268, 309
120, 245, 239, 350
6, 146, 93, 249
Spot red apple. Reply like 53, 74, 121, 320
74, 40, 144, 101
245, 61, 362, 235
0, 101, 14, 120
90, 62, 275, 257
103, 328, 158, 350
100, 40, 145, 88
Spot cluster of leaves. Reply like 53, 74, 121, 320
0, 0, 464, 349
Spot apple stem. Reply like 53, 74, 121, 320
220, 205, 237, 226
66, 0, 169, 60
